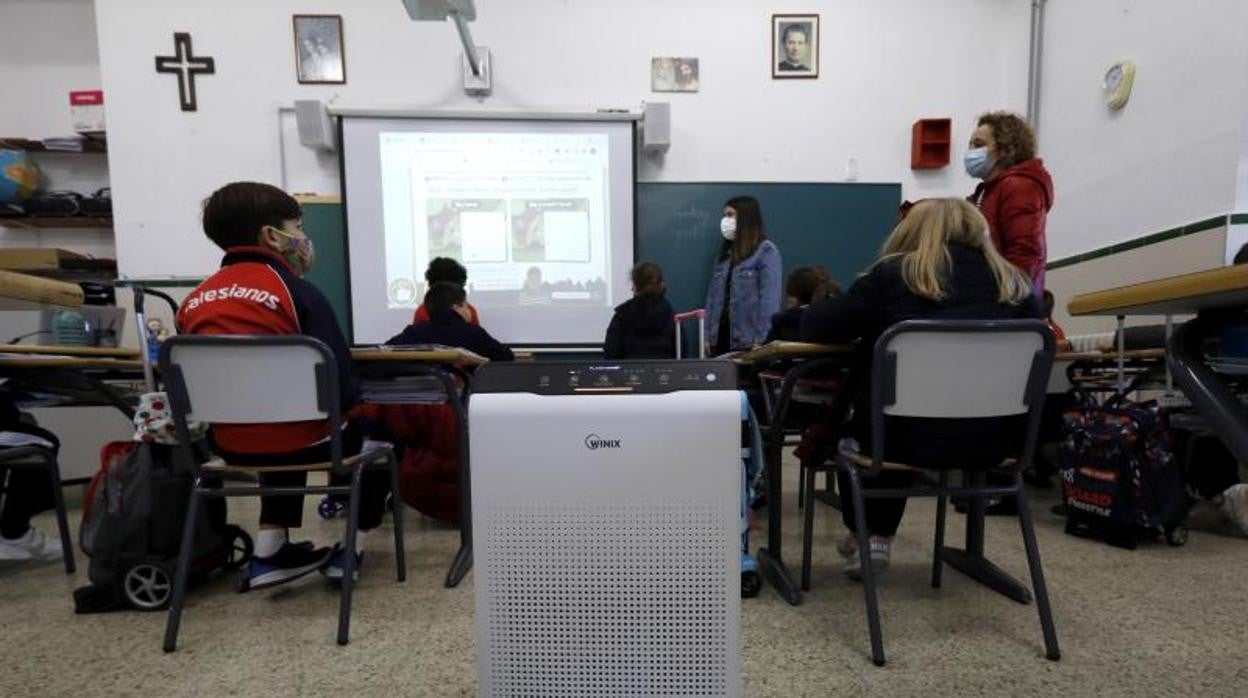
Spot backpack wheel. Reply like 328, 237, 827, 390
741, 570, 762, 598
1165, 524, 1188, 547
122, 558, 174, 611
221, 525, 254, 571
317, 497, 345, 520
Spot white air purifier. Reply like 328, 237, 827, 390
470, 361, 741, 697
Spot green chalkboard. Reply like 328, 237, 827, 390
299, 198, 352, 337
300, 183, 900, 344
636, 182, 901, 316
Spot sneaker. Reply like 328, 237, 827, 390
843, 536, 891, 580
0, 527, 63, 562
1219, 484, 1248, 537
836, 533, 858, 559
321, 545, 364, 582
245, 542, 332, 591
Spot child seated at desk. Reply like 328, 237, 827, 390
603, 262, 676, 360
361, 283, 512, 525
801, 198, 1041, 578
178, 181, 390, 589
767, 266, 839, 343
0, 391, 63, 563
388, 282, 514, 362
412, 257, 480, 326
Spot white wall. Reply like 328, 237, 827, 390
1, 0, 111, 340
0, 0, 103, 139
0, 0, 111, 209
1039, 0, 1248, 262
94, 0, 1033, 279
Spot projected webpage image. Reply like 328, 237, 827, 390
380, 131, 612, 312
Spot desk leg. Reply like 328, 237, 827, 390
939, 470, 1033, 604
757, 401, 802, 606
1169, 319, 1248, 463
446, 544, 472, 588
444, 373, 473, 588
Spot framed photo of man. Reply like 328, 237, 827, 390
772, 14, 819, 79
293, 14, 346, 84
651, 57, 700, 93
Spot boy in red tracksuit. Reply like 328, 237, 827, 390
178, 182, 389, 589
410, 257, 480, 326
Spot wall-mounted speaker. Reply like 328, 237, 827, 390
294, 100, 336, 152
642, 102, 670, 153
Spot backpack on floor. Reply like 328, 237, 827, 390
73, 439, 247, 613
1056, 387, 1186, 549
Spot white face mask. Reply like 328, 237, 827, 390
720, 216, 737, 241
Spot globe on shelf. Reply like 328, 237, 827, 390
0, 149, 44, 204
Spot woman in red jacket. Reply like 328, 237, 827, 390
965, 111, 1054, 295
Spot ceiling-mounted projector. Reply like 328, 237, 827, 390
401, 0, 476, 22
401, 0, 488, 94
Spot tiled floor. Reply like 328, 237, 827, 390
4, 457, 1246, 696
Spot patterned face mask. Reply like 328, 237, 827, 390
267, 225, 315, 276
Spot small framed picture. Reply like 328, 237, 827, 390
772, 14, 819, 79
293, 14, 345, 84
651, 57, 700, 93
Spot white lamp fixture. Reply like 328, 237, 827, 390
401, 0, 491, 96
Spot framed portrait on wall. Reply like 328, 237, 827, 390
293, 14, 346, 84
651, 57, 700, 93
772, 14, 819, 79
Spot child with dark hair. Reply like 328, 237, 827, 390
371, 283, 512, 525
766, 266, 839, 342
180, 181, 389, 588
389, 282, 513, 362
411, 257, 480, 325
603, 262, 676, 359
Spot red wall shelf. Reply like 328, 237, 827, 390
910, 118, 951, 170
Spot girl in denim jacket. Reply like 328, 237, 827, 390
705, 196, 783, 354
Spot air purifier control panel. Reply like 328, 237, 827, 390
473, 360, 737, 395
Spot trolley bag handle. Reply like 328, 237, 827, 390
674, 309, 708, 360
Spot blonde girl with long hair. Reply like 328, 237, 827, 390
800, 197, 1041, 580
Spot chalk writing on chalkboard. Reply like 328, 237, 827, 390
672, 205, 712, 242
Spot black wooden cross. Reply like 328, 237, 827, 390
155, 32, 215, 112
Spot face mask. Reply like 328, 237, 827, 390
964, 146, 994, 179
267, 226, 315, 276
720, 217, 737, 241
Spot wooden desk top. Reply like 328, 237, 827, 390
1068, 265, 1248, 317
0, 344, 139, 359
351, 346, 488, 366
1054, 349, 1166, 363
733, 341, 851, 365
0, 270, 84, 309
0, 356, 144, 370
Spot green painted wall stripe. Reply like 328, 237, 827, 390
1047, 215, 1229, 271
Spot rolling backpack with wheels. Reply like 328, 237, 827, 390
1056, 383, 1187, 549
73, 394, 252, 613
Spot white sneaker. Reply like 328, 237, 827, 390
843, 535, 891, 580
0, 527, 63, 562
1219, 484, 1248, 537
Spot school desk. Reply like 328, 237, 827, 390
1069, 264, 1248, 463
351, 345, 486, 588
